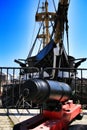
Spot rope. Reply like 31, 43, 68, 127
27, 0, 42, 58
66, 24, 69, 55
36, 0, 41, 13
30, 22, 36, 49
66, 0, 71, 55
27, 22, 43, 58
52, 0, 57, 12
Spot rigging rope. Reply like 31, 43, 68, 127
52, 0, 57, 12
30, 22, 36, 49
27, 0, 42, 58
36, 0, 41, 13
27, 22, 44, 58
65, 15, 69, 56
65, 0, 71, 55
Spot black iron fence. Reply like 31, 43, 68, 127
0, 67, 87, 108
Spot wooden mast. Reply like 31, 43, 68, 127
35, 0, 56, 47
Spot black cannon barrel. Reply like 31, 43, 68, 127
22, 79, 72, 104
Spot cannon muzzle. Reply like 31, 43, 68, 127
22, 79, 72, 104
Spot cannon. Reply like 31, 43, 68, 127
23, 79, 72, 102
13, 79, 82, 130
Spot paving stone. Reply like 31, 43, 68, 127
0, 109, 87, 130
0, 109, 13, 130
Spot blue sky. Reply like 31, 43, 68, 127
0, 0, 87, 68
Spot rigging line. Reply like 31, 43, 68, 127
29, 0, 42, 53
66, 26, 69, 55
29, 21, 36, 49
65, 0, 70, 55
52, 0, 57, 12
36, 0, 41, 13
27, 22, 44, 58
30, 0, 41, 46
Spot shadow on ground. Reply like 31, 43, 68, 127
69, 124, 87, 130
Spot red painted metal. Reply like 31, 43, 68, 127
13, 100, 82, 130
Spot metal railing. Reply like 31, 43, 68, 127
0, 67, 87, 108
0, 67, 40, 108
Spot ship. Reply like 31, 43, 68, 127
1, 0, 87, 108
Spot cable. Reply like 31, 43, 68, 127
30, 22, 36, 47
36, 0, 41, 13
52, 0, 57, 12
66, 27, 69, 55
27, 22, 43, 58
66, 0, 71, 55
27, 0, 42, 58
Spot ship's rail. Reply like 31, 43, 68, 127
0, 67, 87, 108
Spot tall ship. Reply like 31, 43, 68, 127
1, 0, 87, 108
15, 0, 87, 104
